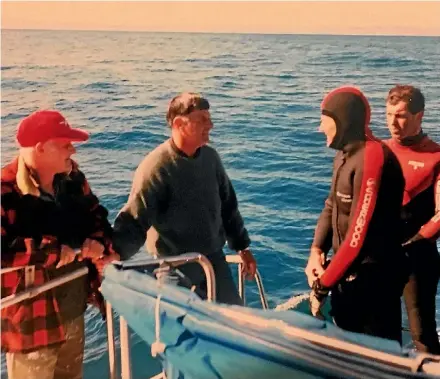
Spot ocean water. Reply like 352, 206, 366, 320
1, 30, 440, 378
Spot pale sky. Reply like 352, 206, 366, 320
2, 1, 440, 36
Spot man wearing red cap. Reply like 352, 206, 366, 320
1, 110, 118, 379
305, 87, 408, 343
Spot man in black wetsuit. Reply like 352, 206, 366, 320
305, 86, 407, 343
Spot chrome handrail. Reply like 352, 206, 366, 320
105, 301, 117, 379
112, 253, 217, 303
0, 266, 29, 274
120, 316, 131, 379
225, 255, 269, 309
1, 266, 89, 310
107, 252, 217, 379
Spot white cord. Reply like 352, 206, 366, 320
151, 294, 166, 358
274, 293, 309, 311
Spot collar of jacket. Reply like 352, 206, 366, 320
398, 130, 426, 146
16, 155, 41, 197
8, 155, 77, 197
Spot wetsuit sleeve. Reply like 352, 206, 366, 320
320, 143, 384, 288
312, 190, 334, 253
418, 167, 440, 241
312, 156, 339, 253
217, 156, 251, 251
112, 161, 168, 260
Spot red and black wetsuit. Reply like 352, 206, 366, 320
313, 87, 407, 343
385, 134, 440, 354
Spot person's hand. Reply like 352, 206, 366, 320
79, 238, 105, 261
238, 248, 257, 280
309, 290, 326, 320
305, 246, 326, 288
309, 277, 330, 319
93, 253, 120, 277
309, 288, 327, 320
56, 245, 78, 268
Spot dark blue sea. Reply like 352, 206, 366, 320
1, 30, 440, 378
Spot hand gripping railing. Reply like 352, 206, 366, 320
105, 253, 217, 379
225, 254, 269, 309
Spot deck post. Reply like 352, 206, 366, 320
120, 316, 132, 379
106, 302, 117, 379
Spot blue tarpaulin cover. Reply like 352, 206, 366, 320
101, 265, 438, 379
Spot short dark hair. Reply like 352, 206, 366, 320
386, 85, 425, 115
166, 92, 210, 127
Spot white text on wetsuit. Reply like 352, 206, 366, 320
350, 178, 375, 248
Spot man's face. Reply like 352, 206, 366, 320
386, 101, 423, 141
319, 115, 337, 147
38, 138, 77, 174
178, 109, 213, 147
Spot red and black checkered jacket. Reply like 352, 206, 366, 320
1, 157, 113, 353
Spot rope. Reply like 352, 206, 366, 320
274, 293, 309, 311
151, 294, 166, 358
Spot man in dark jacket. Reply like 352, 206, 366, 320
305, 86, 407, 343
113, 92, 257, 305
384, 85, 440, 354
1, 110, 118, 379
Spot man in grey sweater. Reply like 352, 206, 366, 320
112, 92, 257, 305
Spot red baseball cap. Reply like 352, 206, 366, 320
16, 110, 89, 147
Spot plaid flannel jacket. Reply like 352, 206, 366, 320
1, 157, 113, 353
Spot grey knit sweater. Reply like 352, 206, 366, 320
113, 139, 250, 259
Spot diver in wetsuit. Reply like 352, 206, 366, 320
305, 86, 408, 343
384, 85, 440, 354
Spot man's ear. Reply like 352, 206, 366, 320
34, 142, 45, 154
172, 116, 185, 130
171, 116, 179, 129
415, 110, 424, 123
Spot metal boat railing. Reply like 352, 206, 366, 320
225, 254, 269, 309
2, 254, 439, 379
1, 265, 89, 310
0, 254, 267, 379
106, 253, 217, 379
106, 253, 269, 379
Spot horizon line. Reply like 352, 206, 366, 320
2, 27, 439, 38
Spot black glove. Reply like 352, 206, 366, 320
312, 278, 330, 301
